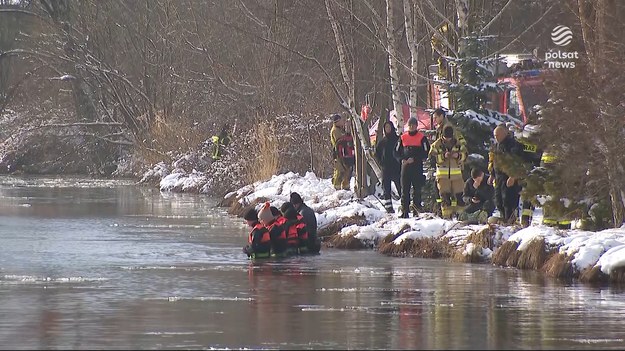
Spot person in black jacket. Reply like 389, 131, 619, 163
460, 168, 495, 224
394, 117, 430, 218
375, 121, 401, 213
488, 125, 526, 223
290, 192, 320, 254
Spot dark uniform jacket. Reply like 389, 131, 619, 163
462, 178, 495, 205
375, 122, 401, 173
489, 134, 524, 179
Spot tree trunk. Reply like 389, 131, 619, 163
455, 0, 470, 54
403, 0, 420, 116
386, 0, 403, 133
325, 0, 382, 197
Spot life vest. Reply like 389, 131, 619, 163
401, 132, 426, 148
285, 215, 308, 247
336, 134, 355, 166
268, 217, 287, 241
248, 223, 270, 245
285, 219, 300, 248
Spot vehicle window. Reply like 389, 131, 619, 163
508, 89, 521, 117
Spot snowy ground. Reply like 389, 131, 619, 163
164, 171, 625, 277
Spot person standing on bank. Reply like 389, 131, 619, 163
488, 125, 525, 223
429, 126, 468, 219
330, 114, 355, 191
375, 121, 401, 213
433, 108, 466, 147
394, 117, 430, 218
211, 124, 232, 161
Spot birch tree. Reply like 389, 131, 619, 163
386, 0, 403, 132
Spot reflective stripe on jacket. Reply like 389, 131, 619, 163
429, 138, 466, 178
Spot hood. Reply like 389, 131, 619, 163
383, 121, 397, 137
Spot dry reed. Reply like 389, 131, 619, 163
516, 238, 548, 270
492, 240, 519, 266
245, 121, 280, 184
541, 252, 574, 279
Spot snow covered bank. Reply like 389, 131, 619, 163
222, 172, 625, 284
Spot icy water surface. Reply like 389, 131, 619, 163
0, 175, 624, 350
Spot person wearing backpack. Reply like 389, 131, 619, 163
330, 114, 354, 190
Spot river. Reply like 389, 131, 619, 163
0, 176, 624, 350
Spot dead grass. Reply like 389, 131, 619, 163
317, 215, 369, 239
453, 247, 484, 263
516, 238, 548, 270
492, 240, 519, 267
245, 121, 280, 184
608, 266, 625, 284
466, 225, 495, 249
135, 111, 206, 165
579, 266, 609, 284
541, 252, 574, 279
377, 224, 413, 254
326, 233, 367, 249
505, 249, 522, 267
378, 236, 456, 259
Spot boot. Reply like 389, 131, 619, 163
441, 206, 453, 219
383, 199, 394, 214
399, 211, 409, 219
410, 203, 420, 216
477, 210, 489, 224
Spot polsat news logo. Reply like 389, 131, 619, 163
546, 25, 578, 69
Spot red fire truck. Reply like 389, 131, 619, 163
493, 69, 550, 124
428, 58, 551, 125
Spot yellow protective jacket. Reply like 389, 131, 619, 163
429, 137, 467, 179
435, 119, 466, 148
330, 124, 347, 151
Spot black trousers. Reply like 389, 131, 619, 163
494, 174, 521, 221
465, 200, 495, 216
382, 167, 401, 200
400, 164, 424, 212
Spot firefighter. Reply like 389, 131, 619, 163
394, 117, 430, 218
375, 121, 401, 213
242, 207, 271, 259
488, 125, 527, 224
211, 124, 231, 161
540, 151, 572, 229
516, 129, 543, 227
433, 108, 466, 147
429, 126, 468, 219
330, 114, 354, 190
